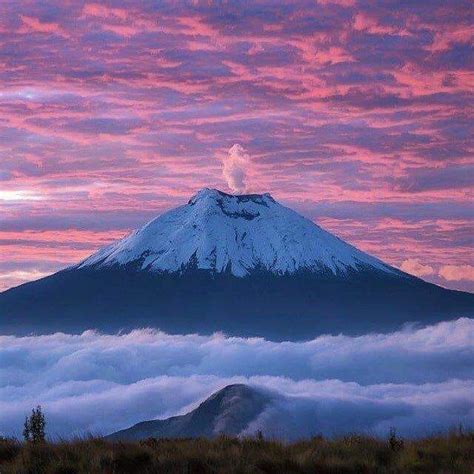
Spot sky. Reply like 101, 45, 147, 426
0, 0, 473, 292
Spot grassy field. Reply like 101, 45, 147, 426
0, 432, 472, 473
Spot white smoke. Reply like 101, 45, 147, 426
222, 143, 250, 193
0, 319, 472, 439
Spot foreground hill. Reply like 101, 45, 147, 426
106, 384, 272, 441
1, 189, 472, 338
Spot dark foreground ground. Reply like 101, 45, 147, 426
0, 432, 472, 474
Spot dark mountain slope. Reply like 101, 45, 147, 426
1, 264, 472, 339
106, 384, 271, 441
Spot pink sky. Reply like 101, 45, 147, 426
0, 0, 473, 292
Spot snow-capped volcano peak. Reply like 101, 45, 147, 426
189, 187, 275, 205
78, 188, 397, 277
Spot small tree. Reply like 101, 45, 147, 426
388, 427, 404, 452
22, 416, 30, 441
23, 405, 46, 443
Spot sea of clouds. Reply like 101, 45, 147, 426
1, 318, 473, 440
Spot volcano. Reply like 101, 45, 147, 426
1, 188, 472, 338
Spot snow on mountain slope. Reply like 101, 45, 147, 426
78, 188, 398, 277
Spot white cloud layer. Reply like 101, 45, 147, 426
0, 318, 473, 439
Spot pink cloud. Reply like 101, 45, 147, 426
81, 3, 128, 20
353, 13, 402, 35
18, 15, 69, 37
400, 259, 434, 277
426, 25, 473, 53
439, 265, 474, 282
318, 0, 355, 5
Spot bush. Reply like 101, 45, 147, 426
0, 437, 21, 464
23, 406, 46, 443
388, 427, 404, 452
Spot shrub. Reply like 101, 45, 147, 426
23, 406, 46, 443
388, 427, 404, 452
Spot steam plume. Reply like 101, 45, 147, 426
222, 143, 249, 193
